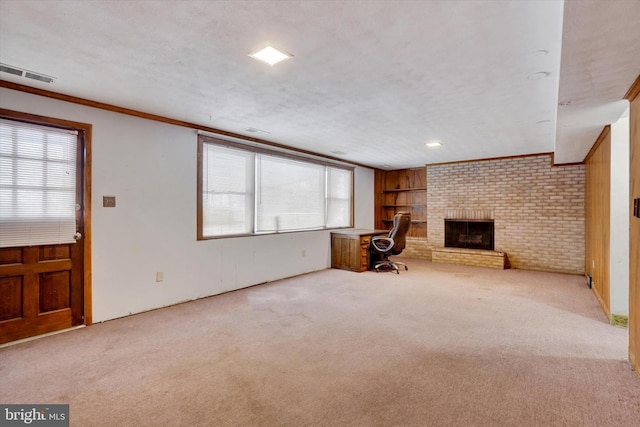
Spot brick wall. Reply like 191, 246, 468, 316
402, 237, 430, 259
423, 154, 585, 274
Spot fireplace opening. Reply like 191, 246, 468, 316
445, 220, 494, 250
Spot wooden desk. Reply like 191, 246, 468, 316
331, 229, 388, 272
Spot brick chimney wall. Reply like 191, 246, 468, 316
403, 154, 585, 274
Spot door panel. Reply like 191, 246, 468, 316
40, 271, 71, 312
0, 276, 22, 321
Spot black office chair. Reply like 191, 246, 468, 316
370, 211, 411, 274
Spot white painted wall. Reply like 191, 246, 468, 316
0, 88, 375, 322
354, 167, 375, 228
609, 109, 630, 317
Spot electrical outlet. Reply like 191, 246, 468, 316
156, 272, 164, 282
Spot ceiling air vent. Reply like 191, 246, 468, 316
0, 63, 55, 83
245, 127, 271, 135
24, 71, 54, 83
0, 64, 23, 77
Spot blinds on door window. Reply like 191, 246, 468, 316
0, 118, 78, 248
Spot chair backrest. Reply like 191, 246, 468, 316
388, 211, 411, 254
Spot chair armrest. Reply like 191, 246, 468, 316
371, 236, 395, 252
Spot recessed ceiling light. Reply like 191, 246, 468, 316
527, 71, 550, 80
330, 150, 347, 156
536, 119, 551, 124
425, 141, 443, 148
534, 50, 549, 56
249, 45, 293, 66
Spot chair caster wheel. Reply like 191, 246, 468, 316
404, 266, 408, 270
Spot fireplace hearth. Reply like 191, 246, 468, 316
445, 220, 494, 250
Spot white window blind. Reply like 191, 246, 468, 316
0, 118, 77, 248
256, 155, 325, 232
199, 136, 353, 238
326, 167, 352, 227
201, 143, 254, 236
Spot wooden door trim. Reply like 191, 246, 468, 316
623, 74, 640, 102
0, 108, 93, 326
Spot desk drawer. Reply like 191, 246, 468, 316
360, 237, 371, 271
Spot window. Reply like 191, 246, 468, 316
326, 167, 353, 228
198, 135, 353, 238
256, 155, 325, 232
0, 118, 78, 247
200, 143, 254, 236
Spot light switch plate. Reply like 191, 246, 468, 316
103, 196, 116, 207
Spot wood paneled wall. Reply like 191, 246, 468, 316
628, 77, 640, 374
374, 170, 386, 230
585, 128, 611, 318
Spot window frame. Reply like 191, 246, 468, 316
197, 134, 354, 240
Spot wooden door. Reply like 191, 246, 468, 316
0, 114, 86, 344
628, 79, 640, 373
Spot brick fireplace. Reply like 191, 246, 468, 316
432, 209, 505, 269
422, 154, 585, 274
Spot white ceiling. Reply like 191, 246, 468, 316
0, 0, 638, 169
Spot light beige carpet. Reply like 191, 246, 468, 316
1, 259, 639, 426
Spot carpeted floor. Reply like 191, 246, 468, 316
1, 259, 639, 426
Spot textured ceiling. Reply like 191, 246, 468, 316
0, 0, 638, 169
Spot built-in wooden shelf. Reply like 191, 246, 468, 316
374, 167, 427, 238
